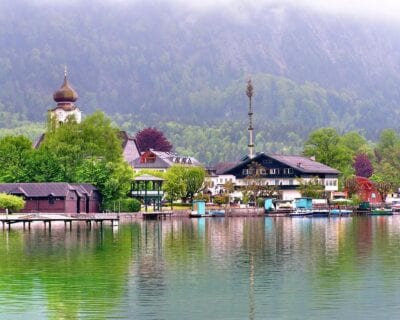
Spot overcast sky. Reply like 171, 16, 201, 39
172, 0, 400, 18
30, 0, 400, 21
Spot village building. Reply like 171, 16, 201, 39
130, 149, 202, 173
223, 153, 339, 201
205, 166, 236, 196
0, 183, 101, 214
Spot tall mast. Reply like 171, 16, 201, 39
246, 79, 254, 158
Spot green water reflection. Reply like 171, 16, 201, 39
1, 217, 400, 319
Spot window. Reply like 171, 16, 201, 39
259, 168, 267, 175
242, 169, 248, 175
289, 179, 294, 185
284, 168, 294, 175
270, 168, 279, 175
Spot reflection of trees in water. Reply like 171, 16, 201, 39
4, 217, 400, 318
0, 224, 138, 319
135, 221, 167, 314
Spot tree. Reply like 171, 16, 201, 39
344, 176, 359, 198
163, 165, 205, 206
135, 127, 173, 152
303, 127, 354, 177
25, 148, 64, 182
184, 167, 206, 202
222, 180, 235, 193
353, 153, 373, 178
38, 111, 132, 207
75, 158, 133, 207
163, 165, 187, 209
0, 135, 32, 182
243, 162, 269, 200
341, 131, 368, 154
297, 177, 325, 198
0, 194, 25, 213
374, 181, 393, 204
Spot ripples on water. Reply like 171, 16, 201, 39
1, 217, 400, 319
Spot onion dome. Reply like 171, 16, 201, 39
53, 68, 78, 103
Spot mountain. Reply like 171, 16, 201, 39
1, 0, 400, 162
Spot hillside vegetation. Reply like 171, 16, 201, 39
1, 0, 400, 162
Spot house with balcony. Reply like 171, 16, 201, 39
223, 153, 340, 201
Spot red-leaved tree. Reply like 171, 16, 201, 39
135, 127, 173, 152
353, 153, 373, 178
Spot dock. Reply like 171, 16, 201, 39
142, 211, 173, 220
0, 214, 120, 231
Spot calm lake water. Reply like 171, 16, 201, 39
1, 216, 400, 319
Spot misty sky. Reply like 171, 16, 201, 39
29, 0, 400, 22
174, 0, 400, 18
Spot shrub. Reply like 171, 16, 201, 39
256, 197, 265, 208
103, 198, 141, 212
119, 198, 141, 212
213, 194, 229, 206
0, 193, 25, 213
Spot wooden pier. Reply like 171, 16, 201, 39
0, 214, 120, 231
142, 211, 173, 220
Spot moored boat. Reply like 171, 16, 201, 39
330, 208, 353, 216
312, 209, 330, 217
209, 210, 225, 217
370, 208, 393, 216
289, 197, 313, 217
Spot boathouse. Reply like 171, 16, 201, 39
0, 183, 101, 214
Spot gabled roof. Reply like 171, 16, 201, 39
224, 152, 340, 175
268, 154, 340, 174
119, 131, 140, 151
213, 162, 238, 175
130, 149, 201, 169
0, 183, 98, 198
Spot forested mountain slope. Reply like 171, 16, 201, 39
1, 0, 400, 162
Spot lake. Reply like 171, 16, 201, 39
1, 216, 400, 319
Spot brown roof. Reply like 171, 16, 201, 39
213, 162, 238, 175
0, 183, 98, 197
268, 154, 340, 174
224, 153, 340, 175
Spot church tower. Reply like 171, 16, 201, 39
50, 67, 81, 125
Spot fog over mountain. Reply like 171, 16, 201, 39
1, 0, 400, 142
